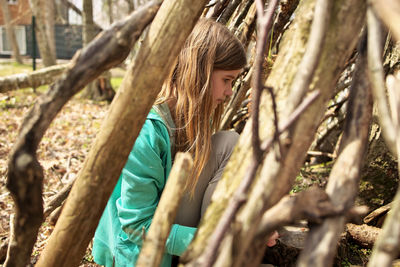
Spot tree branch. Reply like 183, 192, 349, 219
0, 64, 68, 93
252, 0, 280, 162
367, 7, 397, 155
136, 153, 193, 267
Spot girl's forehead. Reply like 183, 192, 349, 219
213, 69, 243, 78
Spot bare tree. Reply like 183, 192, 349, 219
0, 0, 22, 63
81, 0, 115, 101
30, 0, 57, 66
107, 0, 114, 24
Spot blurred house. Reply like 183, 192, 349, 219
0, 0, 84, 59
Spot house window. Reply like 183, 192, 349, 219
7, 0, 18, 4
0, 26, 26, 55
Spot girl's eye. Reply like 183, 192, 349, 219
224, 79, 231, 84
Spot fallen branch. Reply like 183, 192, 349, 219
43, 177, 75, 218
363, 202, 391, 225
346, 223, 380, 248
4, 3, 161, 267
136, 152, 193, 267
0, 64, 68, 93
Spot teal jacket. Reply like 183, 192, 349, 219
92, 109, 196, 267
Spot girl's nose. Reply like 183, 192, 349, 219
225, 86, 233, 96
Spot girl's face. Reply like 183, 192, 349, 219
211, 69, 242, 109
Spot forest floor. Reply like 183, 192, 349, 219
0, 61, 116, 266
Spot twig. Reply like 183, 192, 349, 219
252, 0, 280, 162
58, 153, 73, 183
261, 90, 320, 151
307, 150, 336, 159
43, 177, 75, 218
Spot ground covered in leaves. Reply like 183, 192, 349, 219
0, 63, 111, 265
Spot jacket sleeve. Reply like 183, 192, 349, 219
116, 119, 196, 256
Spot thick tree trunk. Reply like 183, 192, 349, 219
30, 0, 57, 66
82, 0, 114, 101
108, 0, 114, 24
0, 0, 22, 64
182, 0, 366, 266
0, 64, 68, 93
35, 0, 208, 266
45, 0, 56, 60
4, 3, 160, 267
82, 0, 96, 45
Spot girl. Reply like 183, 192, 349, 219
92, 18, 247, 267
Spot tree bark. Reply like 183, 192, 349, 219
81, 0, 115, 101
30, 0, 57, 66
35, 0, 208, 266
45, 0, 56, 60
0, 64, 68, 93
182, 0, 366, 265
4, 3, 160, 267
108, 0, 114, 24
0, 0, 22, 63
346, 223, 381, 249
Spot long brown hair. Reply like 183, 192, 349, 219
156, 18, 246, 193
